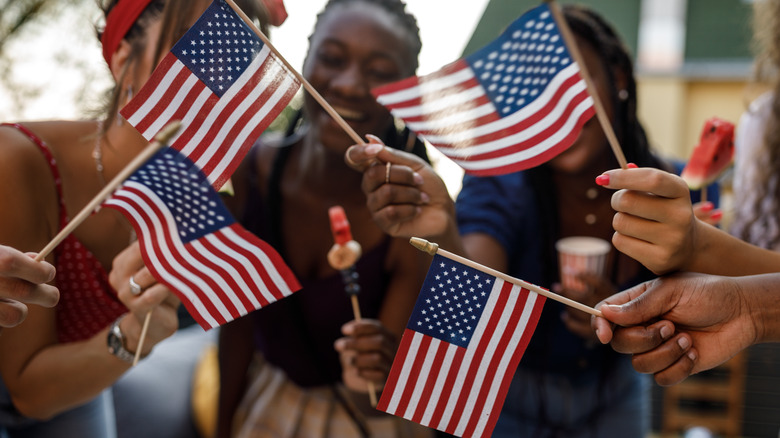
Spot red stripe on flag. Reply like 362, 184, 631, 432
230, 225, 301, 298
120, 53, 178, 119
428, 345, 466, 430
378, 328, 416, 412
410, 340, 449, 425
394, 334, 432, 418
462, 283, 528, 436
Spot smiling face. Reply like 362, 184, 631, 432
302, 2, 417, 152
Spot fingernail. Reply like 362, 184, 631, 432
627, 163, 638, 169
365, 134, 384, 145
710, 210, 723, 221
364, 143, 383, 154
420, 192, 431, 204
605, 304, 622, 312
687, 350, 697, 361
595, 174, 610, 186
659, 325, 672, 340
342, 323, 354, 335
677, 336, 690, 350
700, 201, 714, 212
413, 172, 424, 185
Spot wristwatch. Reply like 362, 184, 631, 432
107, 316, 135, 363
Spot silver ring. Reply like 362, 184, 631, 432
385, 162, 392, 184
129, 276, 143, 296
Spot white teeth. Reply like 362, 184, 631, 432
333, 106, 363, 120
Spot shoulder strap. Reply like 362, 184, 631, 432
1, 123, 67, 226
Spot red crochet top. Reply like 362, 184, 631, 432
3, 123, 127, 343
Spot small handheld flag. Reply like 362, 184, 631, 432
104, 147, 300, 329
372, 3, 595, 176
121, 0, 300, 189
378, 254, 546, 437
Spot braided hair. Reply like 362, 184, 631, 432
561, 4, 657, 168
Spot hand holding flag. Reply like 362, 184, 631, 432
104, 146, 300, 329
378, 252, 546, 438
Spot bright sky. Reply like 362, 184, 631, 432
0, 0, 490, 191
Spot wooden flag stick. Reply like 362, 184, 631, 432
225, 0, 364, 146
35, 121, 182, 262
410, 237, 603, 317
133, 312, 152, 366
546, 0, 628, 170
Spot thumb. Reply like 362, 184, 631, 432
599, 279, 673, 326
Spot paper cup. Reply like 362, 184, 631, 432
555, 236, 611, 293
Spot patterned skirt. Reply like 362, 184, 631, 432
232, 354, 433, 438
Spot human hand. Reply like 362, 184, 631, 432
596, 167, 698, 275
592, 272, 755, 385
109, 242, 179, 356
334, 319, 397, 392
556, 272, 616, 342
692, 201, 722, 226
345, 136, 456, 240
0, 246, 59, 328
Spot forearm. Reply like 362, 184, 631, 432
688, 222, 780, 276
739, 273, 780, 344
4, 326, 129, 419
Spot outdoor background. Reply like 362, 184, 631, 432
1, 1, 776, 436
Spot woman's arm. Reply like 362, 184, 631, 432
0, 132, 177, 419
598, 167, 780, 275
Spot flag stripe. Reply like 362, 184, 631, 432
378, 254, 545, 437
105, 193, 227, 327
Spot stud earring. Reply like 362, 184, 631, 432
618, 89, 629, 101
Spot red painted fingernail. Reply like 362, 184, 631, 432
710, 210, 723, 221
700, 201, 714, 212
627, 163, 638, 169
595, 174, 610, 186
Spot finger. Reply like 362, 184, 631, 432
341, 319, 385, 336
362, 161, 423, 195
365, 184, 428, 214
610, 320, 675, 354
652, 347, 697, 386
371, 205, 422, 233
630, 332, 692, 374
596, 168, 690, 199
611, 190, 692, 224
0, 251, 56, 285
0, 299, 28, 328
345, 140, 385, 171
0, 278, 60, 308
597, 280, 673, 326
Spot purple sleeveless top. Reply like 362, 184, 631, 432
241, 143, 391, 387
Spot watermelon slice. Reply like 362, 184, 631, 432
680, 117, 735, 190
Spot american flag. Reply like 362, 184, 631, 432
121, 0, 300, 189
104, 147, 300, 329
378, 255, 545, 437
372, 3, 595, 176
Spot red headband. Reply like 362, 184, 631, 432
263, 0, 287, 27
102, 0, 155, 67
